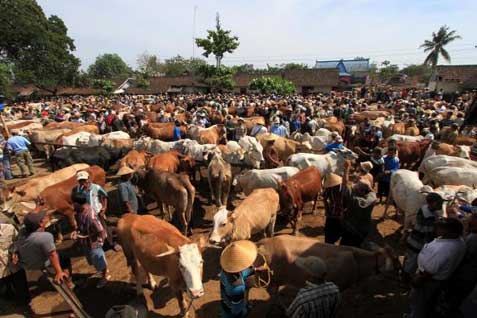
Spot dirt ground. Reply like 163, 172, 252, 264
1, 158, 410, 318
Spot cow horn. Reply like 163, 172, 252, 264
155, 244, 177, 258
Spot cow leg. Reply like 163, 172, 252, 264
382, 191, 393, 220
267, 214, 276, 238
148, 273, 157, 290
312, 192, 321, 216
133, 259, 144, 296
176, 290, 192, 318
207, 177, 215, 205
292, 208, 302, 235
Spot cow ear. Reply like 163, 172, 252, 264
8, 186, 15, 192
15, 190, 26, 197
156, 244, 178, 258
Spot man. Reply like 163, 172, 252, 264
116, 166, 138, 214
379, 147, 399, 199
70, 171, 119, 251
322, 173, 344, 244
173, 120, 182, 141
409, 218, 466, 318
286, 256, 341, 318
404, 192, 445, 280
324, 136, 344, 153
6, 131, 35, 178
250, 121, 267, 137
14, 211, 72, 313
340, 160, 377, 247
270, 117, 287, 137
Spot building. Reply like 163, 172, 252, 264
428, 65, 477, 93
315, 58, 370, 84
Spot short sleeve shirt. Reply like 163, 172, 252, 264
118, 181, 138, 213
16, 230, 56, 270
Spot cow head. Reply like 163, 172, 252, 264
179, 155, 196, 174
209, 206, 234, 245
156, 243, 205, 298
377, 245, 402, 277
279, 181, 301, 213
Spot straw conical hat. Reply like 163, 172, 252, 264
220, 240, 257, 273
323, 173, 342, 189
117, 166, 135, 176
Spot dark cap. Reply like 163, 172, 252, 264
23, 210, 47, 233
426, 192, 444, 204
435, 217, 463, 236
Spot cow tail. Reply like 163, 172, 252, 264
217, 169, 224, 207
183, 177, 195, 225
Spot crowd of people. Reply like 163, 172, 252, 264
1, 86, 477, 318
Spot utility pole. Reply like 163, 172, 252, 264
192, 5, 198, 58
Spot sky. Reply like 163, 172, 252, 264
37, 0, 477, 70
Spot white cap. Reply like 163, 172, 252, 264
76, 171, 89, 181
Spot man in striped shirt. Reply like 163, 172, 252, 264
403, 192, 444, 281
287, 256, 340, 318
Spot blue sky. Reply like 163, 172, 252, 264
37, 0, 477, 69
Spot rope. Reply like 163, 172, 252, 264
253, 253, 274, 288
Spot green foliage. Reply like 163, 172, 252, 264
401, 64, 433, 83
0, 1, 80, 93
420, 25, 461, 68
231, 64, 254, 73
160, 55, 207, 77
249, 76, 295, 95
197, 65, 235, 91
0, 62, 13, 96
136, 52, 161, 77
88, 53, 132, 79
195, 14, 239, 68
135, 76, 150, 89
279, 63, 309, 70
92, 79, 114, 95
377, 61, 400, 82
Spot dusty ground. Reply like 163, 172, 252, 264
2, 159, 410, 318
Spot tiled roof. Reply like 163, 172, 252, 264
435, 65, 477, 83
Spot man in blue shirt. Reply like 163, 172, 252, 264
6, 131, 35, 178
270, 117, 288, 137
324, 136, 344, 153
173, 120, 182, 141
381, 147, 399, 198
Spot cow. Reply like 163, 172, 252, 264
44, 121, 83, 130
1, 164, 89, 219
256, 133, 312, 163
383, 122, 405, 138
172, 139, 217, 162
50, 146, 128, 171
209, 188, 279, 245
147, 151, 195, 175
287, 149, 358, 175
207, 150, 232, 207
421, 141, 470, 161
8, 122, 43, 136
134, 169, 195, 235
36, 166, 106, 229
71, 124, 99, 135
188, 124, 227, 145
278, 167, 322, 234
425, 166, 477, 188
393, 139, 431, 170
57, 131, 92, 146
387, 134, 423, 143
134, 136, 178, 154
234, 167, 299, 196
119, 150, 150, 170
144, 122, 187, 141
88, 131, 130, 146
238, 136, 264, 169
30, 128, 72, 158
117, 214, 205, 318
257, 235, 400, 292
419, 155, 477, 181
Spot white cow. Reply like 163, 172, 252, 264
238, 136, 264, 169
426, 167, 477, 188
234, 167, 299, 196
61, 131, 93, 146
421, 144, 470, 162
419, 155, 477, 182
173, 139, 216, 162
287, 149, 358, 175
88, 131, 130, 146
387, 134, 423, 142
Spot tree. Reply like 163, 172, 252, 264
0, 62, 13, 95
420, 25, 461, 68
401, 64, 433, 83
88, 53, 132, 79
159, 55, 207, 76
195, 13, 239, 68
92, 79, 114, 95
137, 52, 161, 77
249, 77, 295, 95
231, 64, 254, 73
0, 1, 80, 93
280, 63, 309, 70
197, 65, 235, 92
378, 61, 399, 82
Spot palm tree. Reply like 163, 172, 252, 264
420, 25, 461, 68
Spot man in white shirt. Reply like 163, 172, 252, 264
409, 218, 466, 318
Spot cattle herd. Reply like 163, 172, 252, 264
1, 89, 477, 317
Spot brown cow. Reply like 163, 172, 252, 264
119, 150, 150, 170
44, 121, 83, 130
189, 124, 227, 145
36, 165, 106, 228
145, 122, 187, 141
278, 166, 322, 235
257, 235, 400, 292
207, 150, 232, 207
394, 139, 431, 170
383, 122, 405, 138
117, 214, 205, 317
257, 133, 311, 163
455, 136, 477, 146
405, 123, 420, 136
134, 169, 195, 235
147, 151, 195, 175
71, 124, 99, 135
